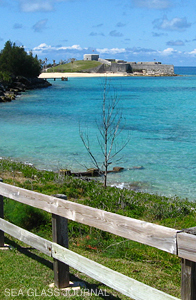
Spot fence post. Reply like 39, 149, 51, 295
180, 227, 196, 300
52, 194, 69, 288
0, 178, 4, 247
181, 258, 196, 300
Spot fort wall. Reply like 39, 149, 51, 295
129, 62, 174, 76
83, 54, 175, 75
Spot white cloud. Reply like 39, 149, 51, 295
153, 16, 191, 31
32, 43, 86, 61
33, 43, 83, 52
133, 0, 171, 10
63, 45, 83, 50
96, 48, 126, 54
33, 44, 126, 57
188, 49, 196, 55
97, 47, 159, 56
20, 0, 54, 12
19, 0, 71, 12
33, 43, 51, 50
159, 48, 179, 55
31, 43, 196, 66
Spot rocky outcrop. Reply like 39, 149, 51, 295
0, 76, 51, 103
59, 165, 145, 178
59, 167, 125, 177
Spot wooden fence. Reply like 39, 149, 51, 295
0, 180, 196, 300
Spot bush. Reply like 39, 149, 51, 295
4, 199, 51, 231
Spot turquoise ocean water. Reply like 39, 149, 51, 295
1, 66, 196, 200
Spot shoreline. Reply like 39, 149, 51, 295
39, 72, 177, 79
0, 77, 51, 103
0, 156, 186, 200
39, 72, 128, 79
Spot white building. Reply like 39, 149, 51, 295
83, 54, 99, 61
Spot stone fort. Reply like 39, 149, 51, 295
83, 54, 174, 76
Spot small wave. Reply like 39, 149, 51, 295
111, 182, 125, 189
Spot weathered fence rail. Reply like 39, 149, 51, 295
0, 181, 195, 300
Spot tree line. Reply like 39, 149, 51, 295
0, 41, 42, 80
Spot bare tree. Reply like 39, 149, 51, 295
80, 80, 129, 188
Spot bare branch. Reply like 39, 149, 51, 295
79, 79, 129, 187
79, 125, 100, 170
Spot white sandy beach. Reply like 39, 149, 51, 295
39, 72, 128, 78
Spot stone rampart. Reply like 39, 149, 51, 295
98, 58, 111, 65
110, 63, 131, 73
130, 63, 174, 76
95, 62, 174, 75
98, 63, 131, 73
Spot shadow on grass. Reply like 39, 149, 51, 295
5, 236, 53, 269
5, 237, 122, 300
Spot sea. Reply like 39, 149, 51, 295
1, 66, 196, 200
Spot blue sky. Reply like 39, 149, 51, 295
1, 0, 196, 66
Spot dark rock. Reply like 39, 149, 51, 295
0, 75, 52, 103
72, 168, 102, 177
10, 88, 21, 95
14, 81, 27, 92
0, 96, 11, 102
15, 76, 31, 86
27, 77, 52, 89
60, 166, 125, 178
112, 167, 124, 172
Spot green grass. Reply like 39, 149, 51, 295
0, 158, 195, 299
47, 60, 102, 73
0, 235, 181, 300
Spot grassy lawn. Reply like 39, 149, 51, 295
0, 158, 194, 299
0, 235, 181, 300
47, 60, 102, 73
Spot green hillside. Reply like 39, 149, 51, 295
47, 60, 102, 73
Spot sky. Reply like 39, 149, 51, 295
1, 0, 196, 66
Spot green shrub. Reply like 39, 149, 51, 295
150, 198, 193, 220
4, 199, 51, 230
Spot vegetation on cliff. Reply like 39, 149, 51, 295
0, 41, 50, 102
